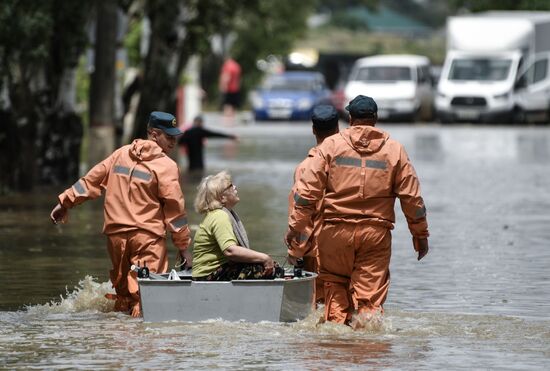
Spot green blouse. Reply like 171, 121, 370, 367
192, 209, 238, 278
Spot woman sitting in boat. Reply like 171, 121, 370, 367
192, 170, 277, 280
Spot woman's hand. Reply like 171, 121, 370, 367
223, 246, 275, 275
262, 254, 275, 277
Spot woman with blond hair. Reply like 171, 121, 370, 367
192, 171, 276, 280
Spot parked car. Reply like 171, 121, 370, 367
250, 71, 332, 121
330, 78, 348, 120
344, 54, 434, 122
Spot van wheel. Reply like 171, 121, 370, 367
410, 108, 421, 123
436, 111, 452, 124
512, 107, 525, 124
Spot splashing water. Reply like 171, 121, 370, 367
349, 309, 389, 332
291, 305, 392, 335
25, 276, 115, 315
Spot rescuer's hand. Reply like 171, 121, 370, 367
284, 228, 299, 248
177, 249, 193, 269
414, 237, 429, 261
50, 203, 68, 225
286, 254, 299, 266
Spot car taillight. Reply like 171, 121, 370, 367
331, 89, 346, 110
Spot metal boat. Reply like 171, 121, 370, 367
138, 269, 316, 323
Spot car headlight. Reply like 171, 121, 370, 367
437, 92, 447, 99
250, 94, 264, 109
297, 98, 313, 110
493, 92, 510, 100
394, 99, 416, 111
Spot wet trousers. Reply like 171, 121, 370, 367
303, 255, 324, 304
106, 230, 168, 312
318, 223, 391, 324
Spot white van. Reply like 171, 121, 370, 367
514, 51, 550, 123
343, 55, 434, 122
436, 12, 550, 124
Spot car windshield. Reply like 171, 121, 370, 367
448, 58, 512, 81
263, 75, 320, 91
354, 66, 412, 82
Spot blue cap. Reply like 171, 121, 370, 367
311, 105, 339, 130
345, 95, 377, 118
148, 111, 182, 136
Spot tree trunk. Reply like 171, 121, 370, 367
11, 67, 41, 192
0, 109, 19, 194
132, 2, 189, 140
88, 0, 118, 167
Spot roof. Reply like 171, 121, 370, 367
344, 5, 431, 34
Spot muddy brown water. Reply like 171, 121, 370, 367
1, 119, 549, 369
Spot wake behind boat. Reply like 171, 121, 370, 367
138, 268, 316, 323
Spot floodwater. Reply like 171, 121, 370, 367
1, 117, 550, 369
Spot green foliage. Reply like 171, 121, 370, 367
50, 0, 92, 69
231, 0, 317, 93
0, 0, 92, 103
184, 0, 241, 56
0, 0, 91, 69
0, 0, 93, 192
76, 56, 90, 110
124, 19, 142, 67
163, 0, 316, 107
0, 1, 53, 71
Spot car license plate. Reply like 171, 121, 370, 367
456, 109, 479, 120
268, 109, 292, 119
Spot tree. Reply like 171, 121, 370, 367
131, 0, 317, 139
131, 0, 187, 139
88, 0, 119, 166
0, 0, 318, 191
0, 0, 92, 192
231, 0, 317, 95
131, 0, 246, 139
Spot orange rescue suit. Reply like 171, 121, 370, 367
289, 125, 429, 323
58, 139, 190, 312
288, 146, 324, 304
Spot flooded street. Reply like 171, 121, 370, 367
1, 118, 550, 369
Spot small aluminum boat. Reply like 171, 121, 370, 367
138, 269, 316, 323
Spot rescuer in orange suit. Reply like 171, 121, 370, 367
50, 111, 192, 317
285, 95, 429, 328
287, 105, 340, 305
